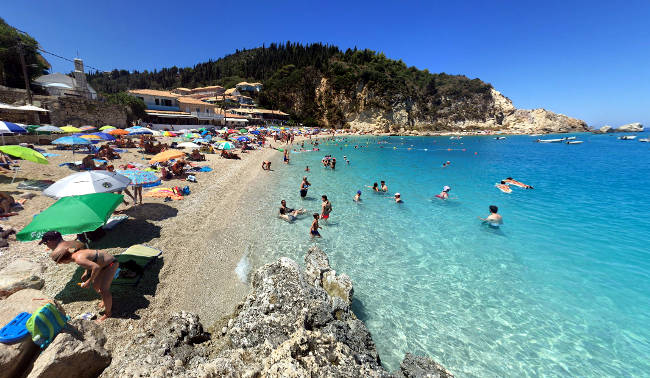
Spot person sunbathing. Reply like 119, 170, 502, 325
504, 177, 534, 189
41, 231, 118, 322
170, 161, 186, 177
0, 192, 16, 215
81, 155, 97, 170
188, 149, 205, 161
0, 153, 14, 174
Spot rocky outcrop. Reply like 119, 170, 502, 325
27, 319, 111, 378
594, 122, 644, 133
103, 247, 452, 377
0, 289, 50, 378
0, 259, 45, 299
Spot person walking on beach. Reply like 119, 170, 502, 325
300, 176, 311, 198
321, 195, 332, 221
479, 205, 503, 228
40, 231, 118, 322
310, 213, 322, 238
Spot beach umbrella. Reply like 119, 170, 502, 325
193, 138, 210, 144
0, 121, 27, 134
250, 130, 260, 135
163, 131, 177, 137
43, 170, 131, 199
52, 136, 92, 145
90, 132, 116, 141
128, 129, 153, 135
149, 149, 184, 164
236, 136, 250, 142
178, 142, 200, 149
125, 126, 143, 131
216, 141, 236, 150
99, 125, 115, 131
16, 193, 124, 241
108, 129, 129, 136
116, 170, 161, 187
79, 126, 96, 131
0, 145, 48, 164
35, 125, 64, 134
239, 129, 247, 133
79, 134, 102, 141
60, 126, 82, 133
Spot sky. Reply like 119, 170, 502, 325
2, 0, 649, 127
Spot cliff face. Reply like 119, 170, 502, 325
314, 79, 588, 134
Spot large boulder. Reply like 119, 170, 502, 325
305, 246, 354, 304
617, 122, 644, 132
27, 319, 111, 378
597, 125, 612, 133
0, 259, 45, 299
0, 289, 52, 378
396, 353, 454, 378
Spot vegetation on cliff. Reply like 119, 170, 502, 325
0, 17, 50, 89
88, 42, 493, 127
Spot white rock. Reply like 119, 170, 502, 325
0, 259, 44, 299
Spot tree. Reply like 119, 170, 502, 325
0, 17, 49, 88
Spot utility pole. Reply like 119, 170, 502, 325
17, 41, 33, 105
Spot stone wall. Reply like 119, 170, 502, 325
0, 86, 127, 127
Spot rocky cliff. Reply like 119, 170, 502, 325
102, 247, 453, 377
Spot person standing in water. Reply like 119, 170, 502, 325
381, 181, 388, 192
300, 176, 311, 198
321, 195, 332, 221
310, 213, 322, 238
393, 193, 403, 203
479, 205, 503, 227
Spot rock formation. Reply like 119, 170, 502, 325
0, 259, 45, 299
102, 247, 453, 377
594, 122, 644, 133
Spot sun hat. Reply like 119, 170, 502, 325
395, 193, 400, 196
443, 186, 451, 192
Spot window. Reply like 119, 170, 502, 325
155, 99, 160, 105
196, 108, 200, 113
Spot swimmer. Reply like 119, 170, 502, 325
367, 182, 380, 192
321, 195, 332, 222
504, 177, 533, 189
478, 205, 503, 227
300, 176, 311, 198
393, 193, 403, 203
279, 200, 306, 222
380, 181, 388, 192
310, 213, 322, 238
495, 181, 512, 193
305, 166, 310, 172
354, 190, 362, 202
436, 186, 451, 200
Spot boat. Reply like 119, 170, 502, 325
494, 136, 506, 140
618, 135, 637, 140
566, 136, 576, 140
566, 141, 583, 144
535, 138, 566, 143
639, 138, 649, 143
449, 136, 462, 140
530, 134, 543, 136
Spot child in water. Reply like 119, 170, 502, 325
305, 166, 310, 172
354, 190, 362, 202
310, 213, 322, 238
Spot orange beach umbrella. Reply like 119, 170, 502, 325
149, 149, 185, 164
108, 129, 129, 136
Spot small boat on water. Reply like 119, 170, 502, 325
449, 136, 462, 140
535, 138, 566, 143
618, 135, 637, 140
494, 136, 506, 140
566, 136, 576, 140
566, 141, 583, 144
639, 138, 649, 143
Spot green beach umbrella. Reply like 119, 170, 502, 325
16, 193, 124, 241
0, 145, 48, 164
99, 125, 115, 131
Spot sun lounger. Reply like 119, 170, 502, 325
113, 244, 163, 286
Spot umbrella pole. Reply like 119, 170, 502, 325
11, 164, 19, 184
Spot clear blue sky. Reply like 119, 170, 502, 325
3, 0, 649, 127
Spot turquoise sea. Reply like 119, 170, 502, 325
249, 134, 650, 376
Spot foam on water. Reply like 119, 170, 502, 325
235, 254, 251, 284
252, 134, 650, 376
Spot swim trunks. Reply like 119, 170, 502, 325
321, 214, 329, 219
311, 230, 320, 236
300, 189, 307, 197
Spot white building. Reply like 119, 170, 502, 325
33, 59, 97, 99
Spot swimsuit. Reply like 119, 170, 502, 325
311, 230, 320, 236
300, 189, 307, 197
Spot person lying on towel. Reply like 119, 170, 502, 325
40, 231, 119, 322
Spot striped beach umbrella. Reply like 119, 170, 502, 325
216, 141, 236, 150
52, 136, 92, 145
0, 121, 27, 134
79, 126, 96, 131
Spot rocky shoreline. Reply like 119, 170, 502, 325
102, 246, 453, 377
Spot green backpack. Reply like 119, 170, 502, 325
25, 303, 68, 348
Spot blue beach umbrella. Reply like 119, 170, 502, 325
128, 129, 153, 136
236, 136, 250, 142
0, 121, 27, 134
250, 130, 260, 135
51, 136, 92, 145
125, 126, 143, 131
91, 132, 116, 141
116, 170, 161, 187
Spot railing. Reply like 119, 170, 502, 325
191, 111, 224, 120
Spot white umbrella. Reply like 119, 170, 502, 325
43, 171, 131, 199
35, 125, 64, 133
178, 142, 200, 149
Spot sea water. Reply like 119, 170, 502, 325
249, 134, 650, 377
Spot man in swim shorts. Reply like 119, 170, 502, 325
310, 213, 322, 238
300, 176, 311, 198
279, 200, 305, 222
478, 205, 503, 227
321, 195, 332, 221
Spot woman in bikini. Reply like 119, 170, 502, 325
42, 231, 119, 322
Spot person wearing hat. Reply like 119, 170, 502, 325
437, 186, 451, 200
41, 231, 119, 322
394, 193, 403, 203
354, 190, 362, 202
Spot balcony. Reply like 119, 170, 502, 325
190, 111, 225, 120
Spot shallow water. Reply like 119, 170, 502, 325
250, 134, 650, 376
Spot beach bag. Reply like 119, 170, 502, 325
25, 303, 68, 348
172, 186, 182, 196
182, 186, 190, 195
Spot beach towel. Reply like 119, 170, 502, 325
144, 188, 183, 201
113, 244, 163, 286
16, 180, 55, 191
188, 166, 212, 172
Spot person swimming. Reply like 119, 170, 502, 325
495, 181, 512, 193
367, 182, 380, 192
478, 205, 503, 228
393, 193, 403, 203
436, 186, 451, 199
354, 190, 362, 202
504, 177, 533, 189
380, 181, 388, 192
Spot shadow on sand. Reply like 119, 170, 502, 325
93, 218, 162, 249
122, 202, 178, 221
